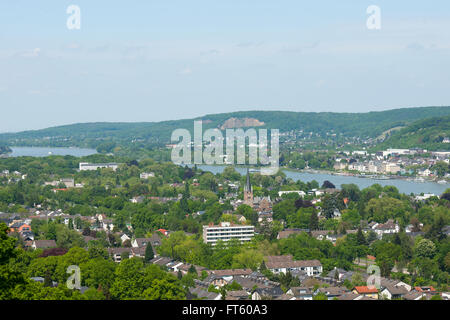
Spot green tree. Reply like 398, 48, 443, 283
415, 239, 436, 259
0, 223, 25, 299
144, 244, 155, 263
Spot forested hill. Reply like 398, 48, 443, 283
0, 106, 449, 149
375, 115, 450, 151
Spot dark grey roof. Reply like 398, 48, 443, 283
189, 287, 220, 300
254, 286, 284, 298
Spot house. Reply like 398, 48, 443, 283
403, 291, 427, 300
108, 247, 132, 263
211, 269, 253, 277
311, 230, 336, 242
188, 287, 221, 300
102, 219, 114, 232
9, 222, 31, 233
372, 219, 399, 238
130, 196, 145, 204
275, 294, 297, 300
79, 162, 120, 171
120, 233, 131, 244
150, 256, 173, 268
140, 172, 155, 179
251, 287, 284, 300
177, 263, 207, 276
337, 293, 362, 300
380, 285, 409, 300
277, 229, 308, 240
286, 287, 314, 300
232, 276, 278, 292
327, 268, 357, 282
265, 255, 322, 276
414, 286, 436, 294
30, 277, 58, 287
157, 229, 169, 236
32, 240, 57, 250
290, 270, 309, 283
352, 286, 379, 300
316, 286, 348, 300
226, 290, 250, 300
278, 190, 306, 198
257, 212, 273, 223
380, 277, 411, 292
132, 237, 154, 248
201, 274, 231, 288
130, 247, 146, 258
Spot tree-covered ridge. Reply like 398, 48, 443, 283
376, 115, 450, 151
1, 106, 449, 150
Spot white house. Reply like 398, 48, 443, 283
372, 219, 399, 238
79, 162, 119, 171
120, 233, 130, 243
265, 255, 322, 276
278, 190, 306, 197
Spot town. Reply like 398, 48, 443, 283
1, 155, 449, 300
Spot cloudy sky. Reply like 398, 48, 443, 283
0, 0, 450, 132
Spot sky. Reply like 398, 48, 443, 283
0, 0, 450, 132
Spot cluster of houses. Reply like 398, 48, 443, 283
0, 169, 27, 183
334, 148, 450, 179
159, 254, 448, 300
44, 178, 84, 189
3, 209, 449, 301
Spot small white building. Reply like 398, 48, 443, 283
278, 190, 306, 197
79, 162, 119, 171
140, 172, 155, 179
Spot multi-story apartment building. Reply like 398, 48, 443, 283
202, 222, 254, 245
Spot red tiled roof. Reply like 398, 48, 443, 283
354, 286, 378, 294
415, 286, 436, 292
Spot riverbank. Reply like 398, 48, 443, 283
195, 164, 449, 195
284, 167, 449, 184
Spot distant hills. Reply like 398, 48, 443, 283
0, 106, 449, 151
375, 115, 450, 151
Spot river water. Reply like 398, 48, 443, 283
195, 165, 449, 196
9, 147, 97, 157
6, 148, 448, 195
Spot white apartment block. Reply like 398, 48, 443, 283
202, 222, 254, 246
79, 162, 119, 171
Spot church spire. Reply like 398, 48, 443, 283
245, 168, 251, 192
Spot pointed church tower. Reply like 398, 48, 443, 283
244, 168, 253, 207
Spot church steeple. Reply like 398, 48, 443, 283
245, 168, 252, 192
244, 168, 253, 206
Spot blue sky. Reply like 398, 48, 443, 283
0, 1, 450, 132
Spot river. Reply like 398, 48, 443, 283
9, 147, 97, 157
195, 165, 449, 196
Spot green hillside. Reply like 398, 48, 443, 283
0, 106, 449, 150
375, 115, 450, 151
